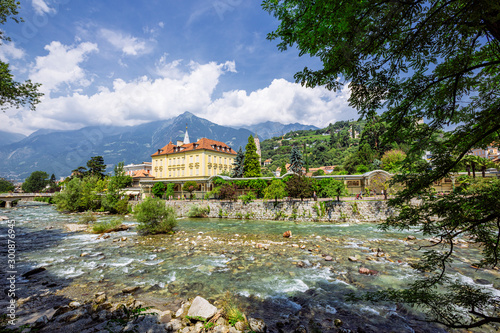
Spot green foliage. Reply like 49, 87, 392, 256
22, 171, 49, 193
244, 135, 261, 177
356, 164, 369, 174
313, 177, 347, 201
289, 146, 304, 174
264, 0, 500, 328
106, 304, 155, 330
285, 174, 312, 201
0, 1, 43, 112
232, 147, 245, 178
239, 191, 256, 204
91, 218, 123, 234
152, 182, 166, 198
311, 169, 325, 176
263, 179, 287, 203
165, 183, 175, 199
187, 204, 210, 218
279, 161, 287, 176
0, 178, 14, 193
274, 210, 288, 220
182, 181, 198, 198
133, 197, 177, 234
112, 162, 133, 188
219, 183, 238, 201
79, 211, 97, 224
381, 150, 406, 173
86, 156, 106, 179
222, 292, 246, 327
33, 196, 54, 204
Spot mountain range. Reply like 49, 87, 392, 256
0, 112, 317, 181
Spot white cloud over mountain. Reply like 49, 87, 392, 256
29, 41, 98, 94
2, 54, 356, 135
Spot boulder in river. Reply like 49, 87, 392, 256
187, 296, 218, 321
359, 267, 378, 275
22, 267, 46, 278
283, 230, 292, 238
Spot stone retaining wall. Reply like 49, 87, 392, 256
164, 199, 395, 222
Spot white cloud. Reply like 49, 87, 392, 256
3, 58, 356, 135
99, 29, 152, 56
158, 22, 164, 28
29, 41, 98, 94
0, 42, 25, 61
32, 0, 55, 15
204, 79, 356, 128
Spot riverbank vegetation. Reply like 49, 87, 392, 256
53, 158, 132, 214
134, 197, 177, 234
264, 0, 500, 329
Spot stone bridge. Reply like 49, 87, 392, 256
0, 193, 54, 208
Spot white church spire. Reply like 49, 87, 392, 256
183, 124, 190, 144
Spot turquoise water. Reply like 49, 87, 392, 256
2, 204, 499, 332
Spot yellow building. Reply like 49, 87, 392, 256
151, 135, 237, 181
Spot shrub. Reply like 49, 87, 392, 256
79, 211, 97, 224
134, 197, 177, 234
91, 218, 123, 233
187, 205, 210, 218
239, 191, 256, 204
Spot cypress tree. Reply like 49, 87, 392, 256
279, 161, 287, 176
244, 135, 261, 177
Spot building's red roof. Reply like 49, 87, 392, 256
132, 169, 152, 178
152, 138, 236, 157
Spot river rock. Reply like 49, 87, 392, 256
0, 215, 9, 220
283, 230, 292, 238
407, 235, 416, 240
348, 256, 358, 262
69, 301, 82, 308
122, 286, 140, 293
95, 293, 107, 304
187, 296, 217, 320
248, 317, 267, 332
80, 252, 90, 257
294, 324, 307, 333
33, 315, 49, 328
56, 307, 88, 323
359, 267, 378, 275
22, 266, 46, 277
325, 256, 333, 261
122, 315, 165, 333
166, 319, 183, 331
235, 321, 247, 330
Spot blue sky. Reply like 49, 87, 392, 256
0, 0, 357, 135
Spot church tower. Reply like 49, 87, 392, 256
183, 124, 190, 144
254, 133, 261, 165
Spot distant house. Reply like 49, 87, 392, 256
263, 158, 272, 166
124, 162, 152, 176
306, 165, 336, 177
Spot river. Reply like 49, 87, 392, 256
1, 203, 499, 332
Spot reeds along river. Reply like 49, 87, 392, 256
1, 203, 499, 332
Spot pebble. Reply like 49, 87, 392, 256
325, 256, 333, 261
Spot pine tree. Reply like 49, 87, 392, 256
244, 135, 261, 177
289, 146, 304, 175
231, 147, 245, 178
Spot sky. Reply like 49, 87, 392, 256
0, 0, 358, 136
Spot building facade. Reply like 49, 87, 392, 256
151, 136, 237, 181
